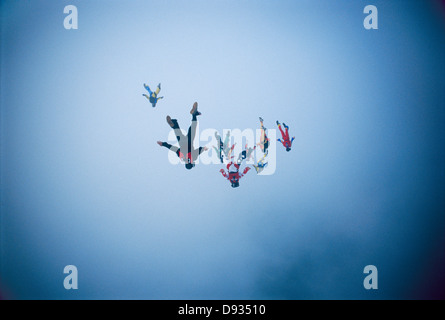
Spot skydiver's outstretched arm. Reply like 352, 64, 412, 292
240, 166, 251, 178
227, 143, 236, 159
220, 169, 229, 179
277, 138, 286, 148
198, 146, 208, 155
157, 141, 179, 153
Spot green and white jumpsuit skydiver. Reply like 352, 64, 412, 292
143, 83, 164, 107
213, 131, 235, 163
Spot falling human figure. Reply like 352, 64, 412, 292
237, 143, 256, 164
222, 133, 236, 160
143, 83, 163, 107
157, 102, 208, 170
213, 131, 235, 163
213, 131, 225, 163
276, 120, 295, 152
220, 161, 251, 188
219, 144, 254, 188
257, 117, 270, 155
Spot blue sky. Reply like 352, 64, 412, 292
1, 0, 444, 299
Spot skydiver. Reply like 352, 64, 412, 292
220, 161, 251, 188
143, 83, 163, 107
237, 143, 256, 163
213, 131, 235, 163
276, 120, 295, 152
157, 102, 208, 170
257, 117, 270, 155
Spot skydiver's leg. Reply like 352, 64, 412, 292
189, 119, 198, 142
278, 123, 285, 138
188, 101, 201, 146
167, 116, 185, 143
184, 101, 200, 149
144, 84, 153, 95
224, 131, 230, 144
182, 120, 196, 158
214, 132, 223, 155
223, 131, 230, 152
215, 131, 221, 143
215, 132, 223, 149
154, 84, 161, 95
213, 133, 223, 152
258, 118, 266, 144
259, 117, 266, 130
260, 127, 265, 148
259, 118, 268, 151
174, 128, 186, 144
190, 102, 201, 117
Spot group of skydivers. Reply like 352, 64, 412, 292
143, 83, 295, 188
